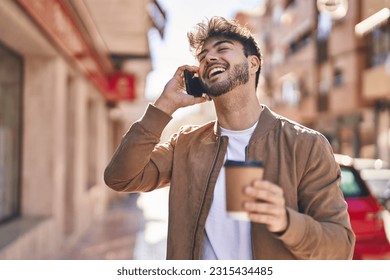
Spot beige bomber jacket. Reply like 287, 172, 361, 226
104, 104, 355, 260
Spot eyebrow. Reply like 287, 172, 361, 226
197, 40, 235, 59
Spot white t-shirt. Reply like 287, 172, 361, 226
201, 122, 258, 260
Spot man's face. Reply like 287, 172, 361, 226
197, 37, 249, 97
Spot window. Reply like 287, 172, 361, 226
288, 31, 311, 56
280, 72, 302, 107
285, 0, 296, 9
368, 23, 390, 67
281, 75, 301, 107
86, 98, 98, 189
333, 67, 343, 87
316, 12, 332, 63
316, 39, 328, 63
340, 168, 369, 198
0, 43, 23, 223
317, 80, 329, 112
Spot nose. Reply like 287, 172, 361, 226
204, 52, 218, 63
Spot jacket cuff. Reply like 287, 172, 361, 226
138, 104, 173, 137
276, 207, 307, 248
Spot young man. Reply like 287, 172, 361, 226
104, 17, 355, 260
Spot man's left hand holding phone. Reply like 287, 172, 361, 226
153, 65, 208, 116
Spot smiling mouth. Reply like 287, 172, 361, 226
208, 67, 226, 79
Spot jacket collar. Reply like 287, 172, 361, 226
212, 105, 279, 141
250, 105, 280, 143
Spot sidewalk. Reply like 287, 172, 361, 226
61, 189, 169, 260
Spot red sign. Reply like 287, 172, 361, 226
107, 73, 136, 100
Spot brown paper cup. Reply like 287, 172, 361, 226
225, 160, 264, 221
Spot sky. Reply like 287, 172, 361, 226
145, 0, 264, 100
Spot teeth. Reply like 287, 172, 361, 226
209, 67, 226, 78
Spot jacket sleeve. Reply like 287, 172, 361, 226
277, 134, 356, 259
104, 104, 175, 193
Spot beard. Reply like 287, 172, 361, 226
201, 61, 249, 97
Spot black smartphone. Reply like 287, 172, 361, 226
184, 70, 204, 97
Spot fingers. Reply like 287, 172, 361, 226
244, 201, 286, 223
175, 65, 200, 77
172, 65, 201, 94
244, 200, 284, 216
245, 180, 284, 205
155, 65, 209, 115
175, 65, 208, 103
247, 210, 288, 233
244, 180, 288, 233
194, 94, 209, 103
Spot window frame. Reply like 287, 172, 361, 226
0, 42, 23, 224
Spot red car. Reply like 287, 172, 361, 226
335, 154, 390, 259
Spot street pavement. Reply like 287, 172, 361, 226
61, 189, 169, 260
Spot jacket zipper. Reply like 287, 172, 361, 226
191, 135, 223, 259
246, 143, 256, 259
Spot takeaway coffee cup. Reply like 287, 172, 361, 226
224, 160, 264, 221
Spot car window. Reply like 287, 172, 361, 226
365, 179, 390, 197
340, 168, 366, 198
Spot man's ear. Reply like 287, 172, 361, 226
249, 55, 260, 74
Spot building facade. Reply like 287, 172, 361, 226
237, 0, 389, 161
0, 0, 165, 259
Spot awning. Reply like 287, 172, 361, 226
17, 0, 158, 101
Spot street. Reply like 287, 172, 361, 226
62, 189, 169, 260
